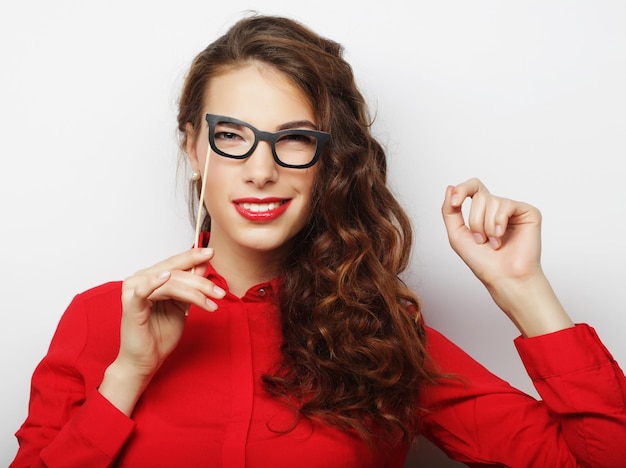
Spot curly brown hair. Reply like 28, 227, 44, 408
177, 14, 438, 445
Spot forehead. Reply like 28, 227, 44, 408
203, 64, 315, 128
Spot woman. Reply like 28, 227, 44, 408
11, 14, 626, 467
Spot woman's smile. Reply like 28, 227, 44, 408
233, 198, 291, 221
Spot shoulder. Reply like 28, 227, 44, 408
422, 325, 492, 376
75, 281, 123, 307
46, 282, 124, 370
57, 281, 124, 339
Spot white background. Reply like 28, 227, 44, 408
1, 1, 625, 466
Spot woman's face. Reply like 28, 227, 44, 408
187, 64, 318, 259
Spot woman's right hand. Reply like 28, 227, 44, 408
98, 247, 226, 415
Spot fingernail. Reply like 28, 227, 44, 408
158, 271, 171, 279
205, 298, 217, 312
201, 248, 213, 256
450, 194, 460, 206
488, 237, 499, 248
213, 285, 226, 298
473, 233, 484, 244
495, 225, 503, 237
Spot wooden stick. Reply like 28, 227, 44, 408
193, 145, 212, 249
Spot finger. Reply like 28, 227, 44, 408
149, 269, 226, 299
122, 270, 171, 311
148, 269, 226, 308
441, 184, 466, 235
136, 248, 215, 278
451, 177, 487, 201
442, 185, 479, 251
148, 275, 222, 312
485, 196, 539, 249
189, 256, 211, 278
442, 179, 491, 244
483, 197, 507, 249
466, 190, 488, 244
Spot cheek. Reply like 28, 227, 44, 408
298, 168, 318, 197
203, 166, 226, 200
195, 142, 211, 171
201, 158, 241, 212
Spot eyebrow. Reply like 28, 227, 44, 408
212, 116, 319, 132
276, 120, 318, 131
218, 121, 245, 130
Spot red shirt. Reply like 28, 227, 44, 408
11, 264, 626, 467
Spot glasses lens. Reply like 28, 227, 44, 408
212, 120, 255, 157
275, 132, 319, 167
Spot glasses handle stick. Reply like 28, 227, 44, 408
191, 146, 212, 276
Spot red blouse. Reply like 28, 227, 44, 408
10, 264, 626, 467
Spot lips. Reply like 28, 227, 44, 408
233, 197, 291, 221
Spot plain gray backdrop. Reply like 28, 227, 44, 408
2, 1, 625, 466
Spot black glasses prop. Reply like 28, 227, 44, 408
205, 114, 330, 169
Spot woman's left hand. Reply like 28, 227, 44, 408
442, 178, 542, 286
441, 178, 573, 336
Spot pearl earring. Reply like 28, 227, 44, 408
191, 171, 201, 181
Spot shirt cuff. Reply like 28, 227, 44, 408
514, 323, 616, 379
69, 389, 136, 458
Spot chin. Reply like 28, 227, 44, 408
239, 230, 300, 254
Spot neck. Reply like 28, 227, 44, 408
207, 235, 287, 298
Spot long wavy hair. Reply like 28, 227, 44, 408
177, 14, 439, 445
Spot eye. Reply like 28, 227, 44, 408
278, 133, 317, 146
215, 131, 243, 141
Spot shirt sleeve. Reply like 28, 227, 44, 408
10, 292, 135, 468
418, 324, 626, 468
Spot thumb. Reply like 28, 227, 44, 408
441, 185, 467, 240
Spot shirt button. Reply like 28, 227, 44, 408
258, 288, 266, 297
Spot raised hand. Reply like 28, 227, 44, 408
441, 178, 542, 285
442, 178, 573, 337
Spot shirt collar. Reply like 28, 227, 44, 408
198, 232, 282, 300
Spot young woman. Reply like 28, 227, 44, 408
11, 14, 626, 467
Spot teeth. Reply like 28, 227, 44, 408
240, 201, 283, 212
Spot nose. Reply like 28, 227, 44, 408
243, 140, 278, 187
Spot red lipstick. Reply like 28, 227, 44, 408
232, 198, 291, 222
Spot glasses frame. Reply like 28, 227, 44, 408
205, 114, 330, 169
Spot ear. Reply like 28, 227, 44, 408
185, 122, 200, 170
